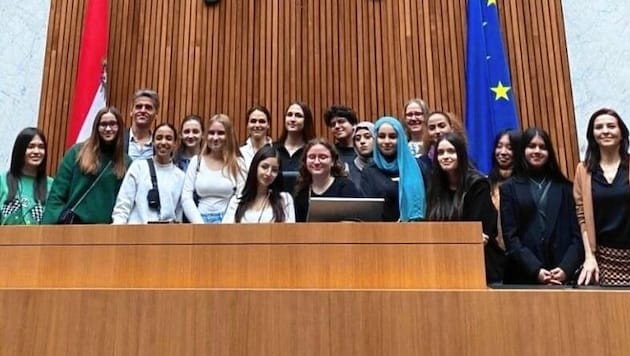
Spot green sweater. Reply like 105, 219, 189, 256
0, 174, 54, 225
42, 144, 129, 224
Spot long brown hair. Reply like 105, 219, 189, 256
202, 114, 244, 183
77, 107, 127, 178
276, 101, 316, 144
234, 146, 286, 223
584, 108, 630, 172
294, 138, 346, 194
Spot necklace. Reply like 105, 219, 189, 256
529, 177, 547, 190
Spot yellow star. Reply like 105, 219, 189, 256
487, 0, 497, 6
491, 81, 511, 101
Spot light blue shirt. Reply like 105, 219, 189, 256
128, 128, 154, 160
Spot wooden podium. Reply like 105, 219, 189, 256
1, 223, 630, 355
0, 222, 486, 289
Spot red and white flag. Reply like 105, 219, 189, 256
66, 0, 109, 147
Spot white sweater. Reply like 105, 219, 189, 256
181, 155, 246, 223
222, 192, 296, 223
112, 159, 185, 224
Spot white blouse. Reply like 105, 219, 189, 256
181, 155, 246, 223
222, 192, 295, 223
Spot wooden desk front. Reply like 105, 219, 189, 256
0, 222, 485, 289
0, 288, 627, 356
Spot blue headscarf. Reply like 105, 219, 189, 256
373, 117, 426, 221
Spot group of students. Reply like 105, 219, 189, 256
1, 88, 629, 286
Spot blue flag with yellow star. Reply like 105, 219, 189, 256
465, 0, 519, 174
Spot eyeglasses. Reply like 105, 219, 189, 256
405, 111, 424, 117
99, 121, 119, 129
286, 112, 304, 118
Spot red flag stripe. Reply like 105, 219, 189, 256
67, 0, 109, 147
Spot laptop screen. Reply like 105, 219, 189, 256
307, 197, 385, 222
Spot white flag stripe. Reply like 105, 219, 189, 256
76, 82, 106, 143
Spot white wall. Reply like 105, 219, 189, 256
0, 0, 50, 171
562, 0, 630, 158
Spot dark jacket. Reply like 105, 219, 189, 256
460, 177, 504, 284
360, 158, 430, 221
500, 177, 584, 284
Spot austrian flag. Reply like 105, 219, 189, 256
66, 0, 109, 147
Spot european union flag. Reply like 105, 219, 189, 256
465, 0, 519, 174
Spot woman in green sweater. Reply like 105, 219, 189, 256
43, 107, 130, 224
0, 127, 54, 225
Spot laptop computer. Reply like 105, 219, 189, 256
306, 197, 385, 222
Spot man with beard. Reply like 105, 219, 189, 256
124, 89, 160, 160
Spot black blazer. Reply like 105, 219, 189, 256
500, 177, 584, 284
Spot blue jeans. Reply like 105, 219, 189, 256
201, 213, 223, 224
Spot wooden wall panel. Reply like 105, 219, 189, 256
38, 0, 578, 177
3, 289, 630, 355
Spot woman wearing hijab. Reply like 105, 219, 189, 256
361, 116, 429, 221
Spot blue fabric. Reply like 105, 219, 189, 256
465, 0, 520, 174
372, 117, 425, 221
201, 212, 223, 224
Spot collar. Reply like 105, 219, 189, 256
244, 136, 273, 148
130, 128, 153, 145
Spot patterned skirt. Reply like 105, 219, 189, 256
597, 246, 630, 287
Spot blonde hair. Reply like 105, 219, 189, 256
402, 98, 429, 138
203, 113, 244, 182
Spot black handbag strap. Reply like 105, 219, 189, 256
70, 160, 112, 212
192, 155, 202, 205
146, 158, 161, 214
147, 158, 159, 191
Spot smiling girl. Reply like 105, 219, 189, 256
427, 132, 503, 283
174, 115, 204, 172
0, 128, 54, 225
500, 127, 583, 285
361, 117, 428, 221
402, 98, 429, 158
574, 108, 630, 286
182, 114, 246, 223
240, 105, 273, 169
293, 138, 361, 222
112, 123, 185, 224
222, 145, 295, 223
43, 107, 130, 224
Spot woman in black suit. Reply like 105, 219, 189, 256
500, 127, 584, 285
427, 132, 503, 284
